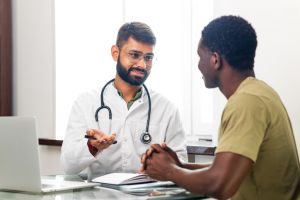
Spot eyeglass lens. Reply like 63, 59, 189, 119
127, 51, 154, 65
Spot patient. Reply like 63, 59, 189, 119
140, 15, 300, 200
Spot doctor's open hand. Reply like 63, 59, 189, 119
86, 129, 116, 152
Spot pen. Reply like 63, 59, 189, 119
84, 135, 117, 144
198, 138, 212, 142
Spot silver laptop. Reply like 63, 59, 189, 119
0, 116, 99, 193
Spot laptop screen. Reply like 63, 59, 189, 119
0, 117, 42, 193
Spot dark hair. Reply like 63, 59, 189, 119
201, 15, 257, 70
116, 22, 156, 48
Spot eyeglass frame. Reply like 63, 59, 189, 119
118, 46, 155, 67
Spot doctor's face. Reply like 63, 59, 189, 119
116, 37, 154, 86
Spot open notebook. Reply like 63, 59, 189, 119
92, 172, 176, 192
92, 173, 207, 199
92, 173, 156, 185
0, 116, 99, 193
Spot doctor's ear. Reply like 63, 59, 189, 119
111, 45, 119, 61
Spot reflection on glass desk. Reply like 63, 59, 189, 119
0, 175, 215, 200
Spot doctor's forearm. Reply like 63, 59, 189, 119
61, 141, 97, 174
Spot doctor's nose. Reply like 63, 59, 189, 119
136, 58, 147, 69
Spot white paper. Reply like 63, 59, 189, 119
92, 173, 155, 185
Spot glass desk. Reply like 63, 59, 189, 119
0, 175, 215, 200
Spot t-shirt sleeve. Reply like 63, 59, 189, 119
215, 93, 270, 162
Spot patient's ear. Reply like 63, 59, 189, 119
111, 45, 119, 61
210, 52, 222, 70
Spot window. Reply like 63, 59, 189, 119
55, 0, 225, 145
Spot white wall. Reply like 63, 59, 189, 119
12, 0, 61, 175
12, 0, 300, 174
214, 0, 300, 156
12, 0, 55, 138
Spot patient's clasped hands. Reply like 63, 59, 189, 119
139, 143, 183, 181
86, 129, 116, 151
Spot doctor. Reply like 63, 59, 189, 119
61, 22, 187, 180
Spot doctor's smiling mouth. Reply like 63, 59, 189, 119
116, 57, 149, 86
129, 67, 147, 78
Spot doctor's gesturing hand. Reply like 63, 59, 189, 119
86, 129, 116, 153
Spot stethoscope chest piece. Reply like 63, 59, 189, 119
140, 132, 152, 144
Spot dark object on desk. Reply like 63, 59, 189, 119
187, 146, 216, 156
187, 145, 216, 163
147, 191, 208, 200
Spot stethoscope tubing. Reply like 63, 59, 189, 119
94, 79, 152, 144
95, 79, 114, 122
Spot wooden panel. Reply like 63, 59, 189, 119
0, 0, 12, 116
39, 138, 63, 146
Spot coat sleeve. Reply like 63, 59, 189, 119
165, 108, 187, 163
60, 97, 97, 174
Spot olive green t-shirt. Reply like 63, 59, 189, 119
216, 77, 300, 200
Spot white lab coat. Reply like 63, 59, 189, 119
61, 82, 187, 180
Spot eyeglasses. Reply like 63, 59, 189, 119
125, 50, 155, 66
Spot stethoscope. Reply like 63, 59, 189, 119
94, 79, 152, 144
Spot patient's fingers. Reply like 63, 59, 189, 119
140, 148, 151, 171
162, 143, 173, 153
146, 147, 154, 157
140, 144, 164, 172
141, 153, 146, 164
150, 144, 164, 153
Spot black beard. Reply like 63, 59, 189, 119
116, 58, 149, 86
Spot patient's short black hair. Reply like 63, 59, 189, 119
201, 15, 257, 71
